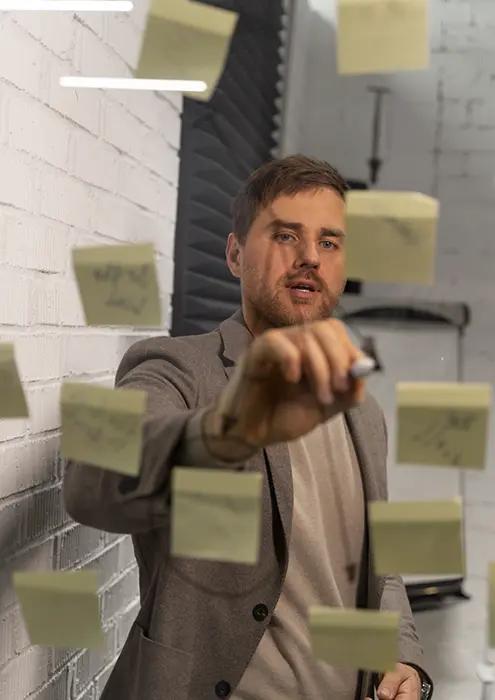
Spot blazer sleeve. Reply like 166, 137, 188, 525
63, 337, 235, 535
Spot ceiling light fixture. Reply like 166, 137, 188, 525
60, 76, 207, 93
0, 1, 133, 11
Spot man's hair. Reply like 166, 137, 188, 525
231, 154, 349, 244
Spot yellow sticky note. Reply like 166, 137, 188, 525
345, 191, 438, 285
72, 243, 162, 327
61, 382, 146, 476
309, 607, 399, 673
0, 343, 29, 418
337, 0, 429, 75
171, 467, 263, 564
136, 0, 238, 101
396, 382, 491, 469
369, 499, 464, 576
14, 570, 103, 649
489, 563, 495, 649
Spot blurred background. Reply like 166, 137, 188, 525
0, 0, 494, 698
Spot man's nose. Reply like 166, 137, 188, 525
295, 240, 320, 269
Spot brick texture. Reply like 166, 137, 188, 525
0, 0, 181, 697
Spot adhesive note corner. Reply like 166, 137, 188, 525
396, 382, 491, 469
0, 343, 29, 418
337, 0, 429, 75
369, 499, 464, 575
171, 467, 263, 564
345, 190, 439, 285
61, 382, 146, 475
136, 0, 238, 101
309, 607, 399, 673
14, 570, 103, 649
72, 243, 162, 328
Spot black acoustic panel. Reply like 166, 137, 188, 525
172, 0, 284, 336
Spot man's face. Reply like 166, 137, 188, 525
226, 187, 347, 333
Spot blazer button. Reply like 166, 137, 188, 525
215, 680, 231, 697
252, 603, 268, 622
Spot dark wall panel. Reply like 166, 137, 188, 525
172, 0, 284, 336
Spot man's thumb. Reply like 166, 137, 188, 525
377, 670, 402, 699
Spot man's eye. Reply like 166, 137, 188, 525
320, 240, 338, 250
275, 232, 295, 242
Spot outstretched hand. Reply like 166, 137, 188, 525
366, 663, 421, 700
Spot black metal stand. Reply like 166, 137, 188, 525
406, 577, 470, 612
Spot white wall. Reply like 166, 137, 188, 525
0, 3, 181, 698
287, 0, 495, 695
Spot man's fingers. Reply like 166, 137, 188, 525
248, 330, 302, 384
377, 669, 403, 699
298, 330, 333, 405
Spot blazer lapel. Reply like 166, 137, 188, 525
345, 400, 382, 611
218, 310, 293, 563
346, 402, 383, 700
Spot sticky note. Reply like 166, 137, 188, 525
369, 499, 464, 576
72, 243, 162, 327
14, 570, 103, 648
136, 0, 238, 101
0, 343, 28, 418
345, 191, 439, 285
489, 563, 495, 649
171, 467, 263, 564
396, 382, 491, 469
61, 382, 146, 476
309, 607, 399, 673
337, 0, 429, 75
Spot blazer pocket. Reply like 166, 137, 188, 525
104, 623, 193, 700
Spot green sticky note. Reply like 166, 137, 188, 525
309, 607, 399, 673
171, 467, 263, 564
136, 0, 238, 101
73, 243, 162, 327
396, 382, 492, 469
61, 382, 146, 476
14, 570, 103, 649
345, 191, 438, 285
489, 563, 495, 649
369, 499, 464, 576
0, 343, 29, 418
337, 0, 429, 75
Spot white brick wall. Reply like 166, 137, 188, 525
0, 2, 182, 698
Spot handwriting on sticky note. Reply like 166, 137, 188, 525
72, 243, 162, 327
14, 570, 103, 649
61, 382, 146, 476
171, 467, 263, 564
396, 382, 491, 469
0, 343, 29, 418
309, 607, 399, 673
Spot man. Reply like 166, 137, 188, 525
64, 155, 433, 700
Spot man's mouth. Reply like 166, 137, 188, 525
287, 280, 320, 293
286, 280, 321, 299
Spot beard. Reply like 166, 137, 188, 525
245, 281, 341, 329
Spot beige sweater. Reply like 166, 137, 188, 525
232, 415, 365, 700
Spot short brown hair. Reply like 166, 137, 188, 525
231, 154, 348, 243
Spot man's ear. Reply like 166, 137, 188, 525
226, 232, 241, 278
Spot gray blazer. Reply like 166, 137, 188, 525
63, 309, 428, 700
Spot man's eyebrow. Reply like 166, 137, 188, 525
268, 218, 346, 238
320, 227, 346, 239
268, 218, 303, 232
